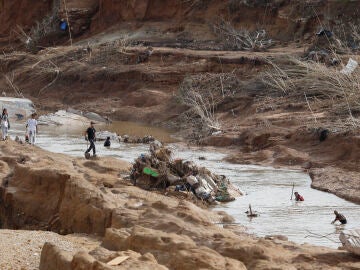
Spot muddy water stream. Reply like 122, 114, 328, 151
10, 122, 360, 248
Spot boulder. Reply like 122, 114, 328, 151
39, 242, 72, 270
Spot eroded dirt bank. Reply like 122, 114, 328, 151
0, 140, 359, 270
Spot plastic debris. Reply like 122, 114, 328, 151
340, 58, 358, 75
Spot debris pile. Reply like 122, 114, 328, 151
130, 141, 238, 203
120, 134, 155, 144
97, 131, 119, 141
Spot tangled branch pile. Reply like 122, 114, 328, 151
89, 37, 134, 66
263, 57, 360, 119
213, 20, 273, 51
178, 72, 240, 131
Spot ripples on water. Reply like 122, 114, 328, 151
10, 122, 360, 248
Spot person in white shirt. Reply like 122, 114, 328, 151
26, 113, 38, 145
1, 108, 10, 140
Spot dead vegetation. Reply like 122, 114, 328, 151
181, 0, 211, 9
178, 72, 240, 138
213, 19, 273, 51
89, 36, 133, 66
263, 56, 360, 125
12, 0, 60, 52
4, 72, 24, 98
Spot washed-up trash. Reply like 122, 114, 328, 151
143, 167, 159, 177
340, 229, 360, 256
245, 204, 259, 217
316, 29, 333, 38
120, 134, 155, 144
212, 131, 222, 136
130, 142, 237, 203
340, 58, 358, 75
107, 256, 130, 266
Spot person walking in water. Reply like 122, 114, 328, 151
85, 121, 97, 157
331, 210, 347, 224
1, 108, 10, 140
26, 113, 38, 145
294, 191, 304, 201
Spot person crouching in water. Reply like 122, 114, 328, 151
85, 121, 97, 157
331, 210, 347, 224
1, 108, 10, 140
104, 136, 111, 148
26, 113, 38, 145
294, 191, 304, 201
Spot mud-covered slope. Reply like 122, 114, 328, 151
0, 0, 52, 38
2, 0, 360, 49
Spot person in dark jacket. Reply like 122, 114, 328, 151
104, 136, 111, 147
331, 210, 347, 224
85, 121, 96, 157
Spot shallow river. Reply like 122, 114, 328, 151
10, 122, 360, 248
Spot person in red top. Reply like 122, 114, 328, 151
294, 192, 304, 201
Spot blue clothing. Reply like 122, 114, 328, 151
60, 21, 68, 31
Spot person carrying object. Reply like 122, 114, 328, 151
1, 108, 10, 140
85, 121, 97, 157
26, 113, 38, 145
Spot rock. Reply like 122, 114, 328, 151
103, 182, 114, 188
66, 108, 83, 116
0, 97, 35, 118
39, 242, 72, 270
71, 251, 112, 270
39, 110, 90, 126
264, 235, 288, 241
84, 112, 107, 123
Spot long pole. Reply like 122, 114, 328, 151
290, 183, 295, 200
63, 0, 73, 46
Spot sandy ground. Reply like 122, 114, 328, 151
0, 230, 99, 270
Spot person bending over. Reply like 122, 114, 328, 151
331, 210, 347, 224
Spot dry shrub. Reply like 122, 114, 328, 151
89, 36, 133, 66
178, 72, 240, 131
213, 20, 273, 51
263, 57, 360, 123
333, 22, 360, 53
13, 0, 60, 52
